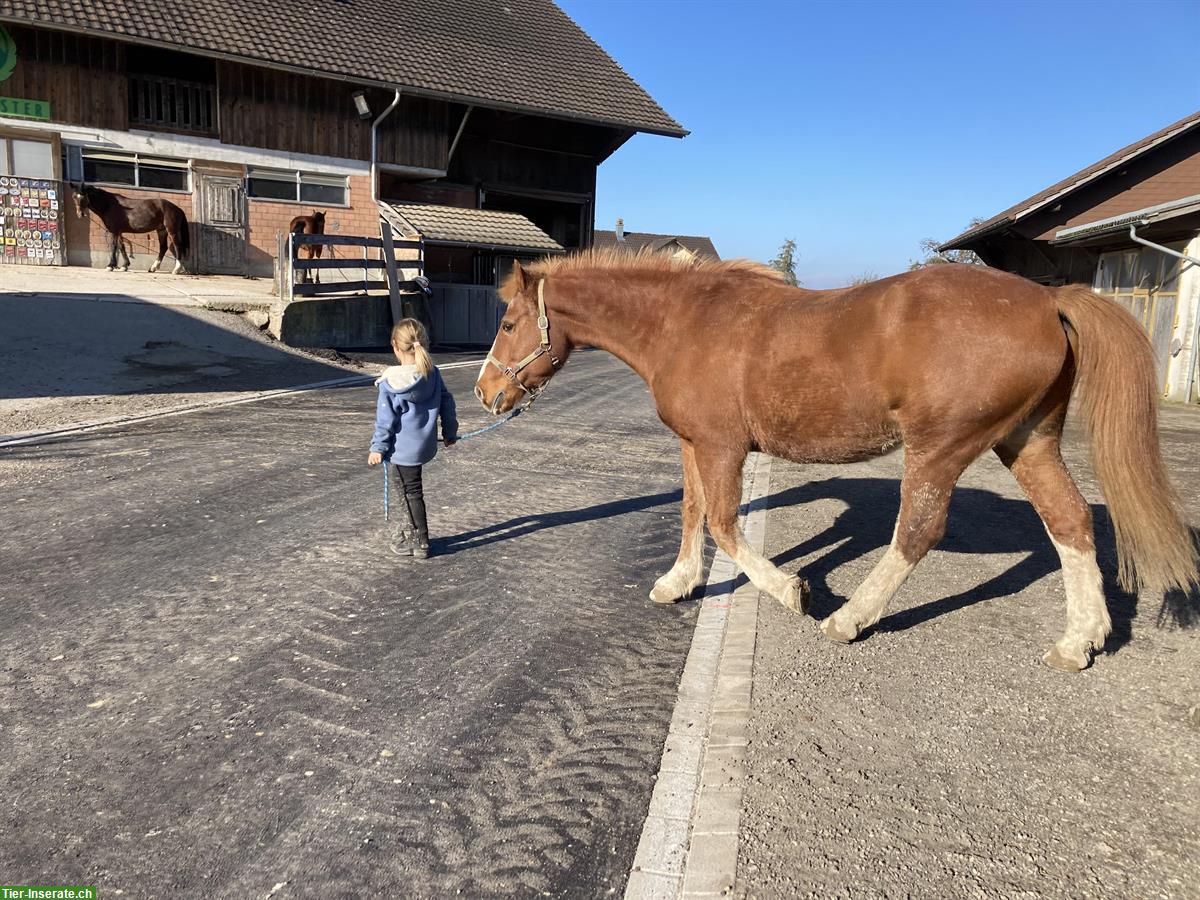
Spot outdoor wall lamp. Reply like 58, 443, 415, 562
352, 90, 372, 120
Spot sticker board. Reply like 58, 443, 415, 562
0, 176, 65, 266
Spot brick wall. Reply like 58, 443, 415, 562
65, 188, 196, 268
66, 172, 379, 275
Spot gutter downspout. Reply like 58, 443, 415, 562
1128, 223, 1200, 403
371, 89, 403, 203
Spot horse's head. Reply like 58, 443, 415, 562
72, 185, 90, 218
312, 210, 326, 229
475, 261, 569, 414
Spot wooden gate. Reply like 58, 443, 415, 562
195, 171, 247, 275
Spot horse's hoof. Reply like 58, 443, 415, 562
780, 575, 810, 615
105, 266, 114, 272
1042, 644, 1091, 673
650, 570, 697, 604
820, 614, 859, 644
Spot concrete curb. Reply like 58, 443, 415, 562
625, 452, 771, 899
0, 357, 486, 448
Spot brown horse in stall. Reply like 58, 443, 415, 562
474, 252, 1198, 672
73, 184, 189, 274
288, 210, 326, 283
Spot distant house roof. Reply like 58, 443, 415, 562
940, 108, 1200, 250
384, 202, 564, 253
593, 229, 720, 259
0, 0, 686, 137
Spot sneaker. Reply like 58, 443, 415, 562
390, 529, 414, 557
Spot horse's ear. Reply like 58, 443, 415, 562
511, 261, 528, 293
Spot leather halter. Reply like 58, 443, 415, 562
485, 278, 561, 399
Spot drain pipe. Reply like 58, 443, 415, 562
371, 89, 403, 202
1128, 223, 1200, 403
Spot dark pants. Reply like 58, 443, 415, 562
394, 464, 428, 537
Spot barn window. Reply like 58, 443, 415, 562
247, 168, 348, 206
70, 147, 189, 192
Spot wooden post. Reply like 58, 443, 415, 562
379, 219, 403, 324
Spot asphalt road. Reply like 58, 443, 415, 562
0, 354, 700, 898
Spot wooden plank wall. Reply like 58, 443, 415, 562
218, 62, 447, 169
4, 25, 126, 130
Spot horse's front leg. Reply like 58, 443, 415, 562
695, 444, 808, 613
106, 232, 119, 271
149, 228, 167, 273
117, 233, 130, 271
651, 439, 707, 603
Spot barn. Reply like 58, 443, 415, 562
0, 0, 683, 339
939, 109, 1200, 403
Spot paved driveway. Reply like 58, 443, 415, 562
0, 354, 698, 897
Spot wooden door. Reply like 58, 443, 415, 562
196, 172, 246, 275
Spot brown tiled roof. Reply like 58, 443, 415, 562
385, 202, 563, 252
593, 229, 720, 259
940, 108, 1200, 250
0, 0, 685, 136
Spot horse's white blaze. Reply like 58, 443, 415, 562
1049, 536, 1110, 651
825, 542, 915, 636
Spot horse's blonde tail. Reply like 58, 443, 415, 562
1056, 286, 1198, 594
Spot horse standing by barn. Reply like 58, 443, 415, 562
474, 252, 1199, 673
288, 210, 326, 283
72, 184, 190, 274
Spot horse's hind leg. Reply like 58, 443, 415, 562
821, 447, 972, 643
694, 445, 808, 613
651, 439, 707, 603
149, 228, 167, 273
996, 430, 1109, 672
105, 232, 119, 271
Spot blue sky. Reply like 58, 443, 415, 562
559, 0, 1200, 288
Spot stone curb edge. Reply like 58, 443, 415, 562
625, 452, 771, 898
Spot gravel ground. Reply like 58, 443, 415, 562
0, 292, 364, 437
737, 405, 1200, 898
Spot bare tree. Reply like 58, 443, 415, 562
848, 270, 880, 286
910, 217, 988, 269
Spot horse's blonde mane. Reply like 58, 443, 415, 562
524, 248, 785, 283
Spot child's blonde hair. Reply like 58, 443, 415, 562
391, 318, 433, 376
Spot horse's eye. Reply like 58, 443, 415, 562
501, 322, 514, 333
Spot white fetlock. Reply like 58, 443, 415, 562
820, 612, 860, 644
649, 566, 699, 604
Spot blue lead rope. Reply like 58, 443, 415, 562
380, 403, 529, 520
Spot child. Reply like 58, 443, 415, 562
368, 319, 458, 559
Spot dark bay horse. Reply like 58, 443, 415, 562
288, 210, 326, 283
474, 252, 1198, 672
73, 184, 189, 274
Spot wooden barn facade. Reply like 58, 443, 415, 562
940, 110, 1200, 403
0, 0, 684, 292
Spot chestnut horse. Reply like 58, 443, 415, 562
288, 210, 326, 284
73, 184, 189, 274
474, 252, 1198, 672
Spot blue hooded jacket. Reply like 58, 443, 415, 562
369, 364, 459, 466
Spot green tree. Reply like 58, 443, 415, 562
909, 217, 988, 269
769, 238, 800, 286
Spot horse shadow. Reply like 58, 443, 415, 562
742, 476, 1164, 652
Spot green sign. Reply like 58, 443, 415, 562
0, 25, 15, 83
0, 95, 49, 120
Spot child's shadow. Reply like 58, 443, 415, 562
434, 489, 683, 555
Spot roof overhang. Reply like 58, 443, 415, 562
382, 202, 564, 255
0, 16, 690, 139
1051, 193, 1200, 245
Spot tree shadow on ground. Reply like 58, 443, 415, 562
755, 476, 1170, 653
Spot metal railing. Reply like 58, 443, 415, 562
129, 74, 217, 135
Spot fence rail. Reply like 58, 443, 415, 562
278, 229, 425, 302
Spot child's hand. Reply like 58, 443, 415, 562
368, 451, 382, 466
